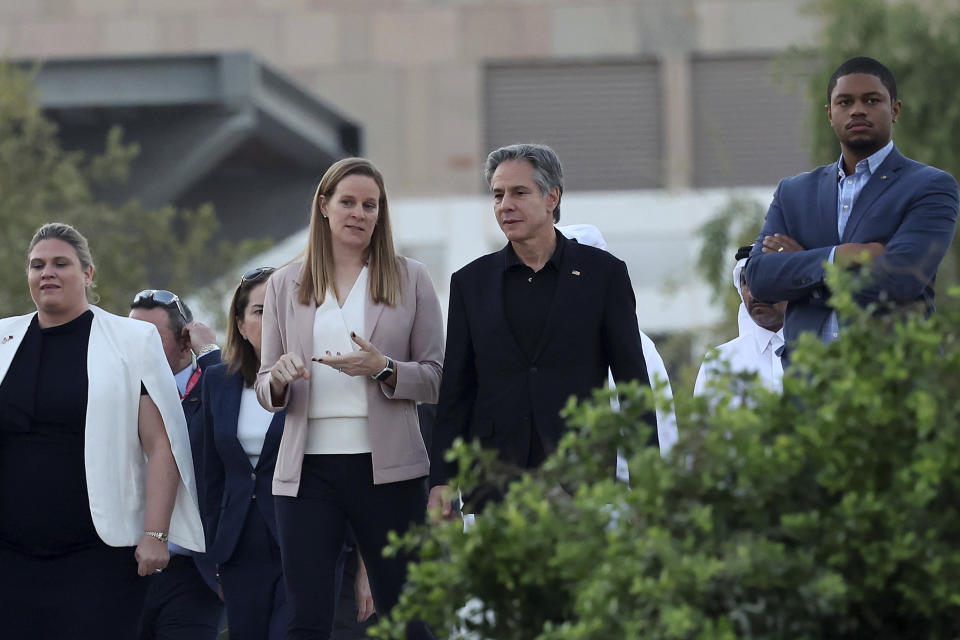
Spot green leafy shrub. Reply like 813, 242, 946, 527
374, 267, 960, 639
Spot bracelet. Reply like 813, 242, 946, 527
143, 530, 169, 543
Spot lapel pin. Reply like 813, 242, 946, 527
881, 175, 888, 180
572, 270, 581, 276
1, 335, 12, 344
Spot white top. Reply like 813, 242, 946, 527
639, 332, 679, 455
306, 267, 372, 454
693, 317, 785, 400
694, 257, 785, 401
238, 385, 273, 466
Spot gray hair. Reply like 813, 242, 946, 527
484, 143, 564, 222
28, 222, 99, 303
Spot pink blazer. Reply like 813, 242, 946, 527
256, 258, 444, 496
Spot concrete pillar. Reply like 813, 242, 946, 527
660, 52, 692, 190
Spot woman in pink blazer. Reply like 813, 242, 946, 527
256, 157, 442, 640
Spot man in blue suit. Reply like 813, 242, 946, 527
746, 56, 959, 352
131, 290, 224, 640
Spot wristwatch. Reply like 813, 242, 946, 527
195, 344, 219, 356
371, 356, 395, 382
143, 530, 169, 543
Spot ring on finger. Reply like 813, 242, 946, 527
777, 246, 784, 252
154, 569, 163, 574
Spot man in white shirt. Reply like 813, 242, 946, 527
557, 224, 679, 455
130, 290, 224, 640
695, 247, 787, 399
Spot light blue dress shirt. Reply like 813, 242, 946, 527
822, 140, 895, 342
169, 362, 197, 557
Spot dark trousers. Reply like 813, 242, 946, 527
2, 542, 148, 640
221, 505, 289, 640
138, 553, 224, 640
276, 454, 434, 640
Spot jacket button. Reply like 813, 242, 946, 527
250, 472, 256, 481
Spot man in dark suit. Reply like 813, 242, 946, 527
746, 56, 959, 351
130, 290, 224, 640
428, 143, 653, 518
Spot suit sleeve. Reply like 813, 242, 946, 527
198, 350, 222, 371
200, 371, 225, 551
256, 272, 288, 412
746, 180, 834, 303
379, 261, 444, 403
853, 169, 959, 306
603, 259, 657, 448
430, 272, 477, 487
604, 259, 649, 387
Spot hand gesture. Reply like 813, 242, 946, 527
314, 332, 388, 378
269, 353, 309, 401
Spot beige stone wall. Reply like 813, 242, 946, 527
0, 0, 820, 197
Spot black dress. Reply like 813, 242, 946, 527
0, 310, 149, 639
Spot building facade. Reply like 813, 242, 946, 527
0, 0, 825, 333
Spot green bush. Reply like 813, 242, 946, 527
374, 266, 960, 639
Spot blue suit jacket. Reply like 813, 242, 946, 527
201, 362, 284, 564
184, 350, 222, 593
746, 146, 959, 346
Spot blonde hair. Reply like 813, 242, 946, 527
28, 222, 100, 304
298, 158, 402, 307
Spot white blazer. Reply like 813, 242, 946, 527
0, 306, 205, 551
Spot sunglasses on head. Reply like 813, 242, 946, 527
133, 289, 192, 324
241, 267, 275, 283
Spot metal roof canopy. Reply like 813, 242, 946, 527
29, 52, 361, 238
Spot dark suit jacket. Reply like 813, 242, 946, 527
184, 349, 222, 593
201, 362, 284, 564
746, 147, 959, 345
430, 234, 652, 487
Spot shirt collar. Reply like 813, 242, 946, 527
748, 323, 784, 355
173, 362, 196, 397
504, 227, 565, 271
836, 139, 895, 181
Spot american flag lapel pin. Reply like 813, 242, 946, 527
572, 270, 581, 276
1, 335, 12, 344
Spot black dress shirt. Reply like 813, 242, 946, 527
503, 230, 565, 362
502, 231, 565, 466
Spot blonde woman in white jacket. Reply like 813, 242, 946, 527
0, 223, 204, 639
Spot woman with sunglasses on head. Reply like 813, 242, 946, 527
257, 158, 443, 640
0, 223, 204, 638
200, 267, 291, 639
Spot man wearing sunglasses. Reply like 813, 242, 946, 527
130, 290, 224, 640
